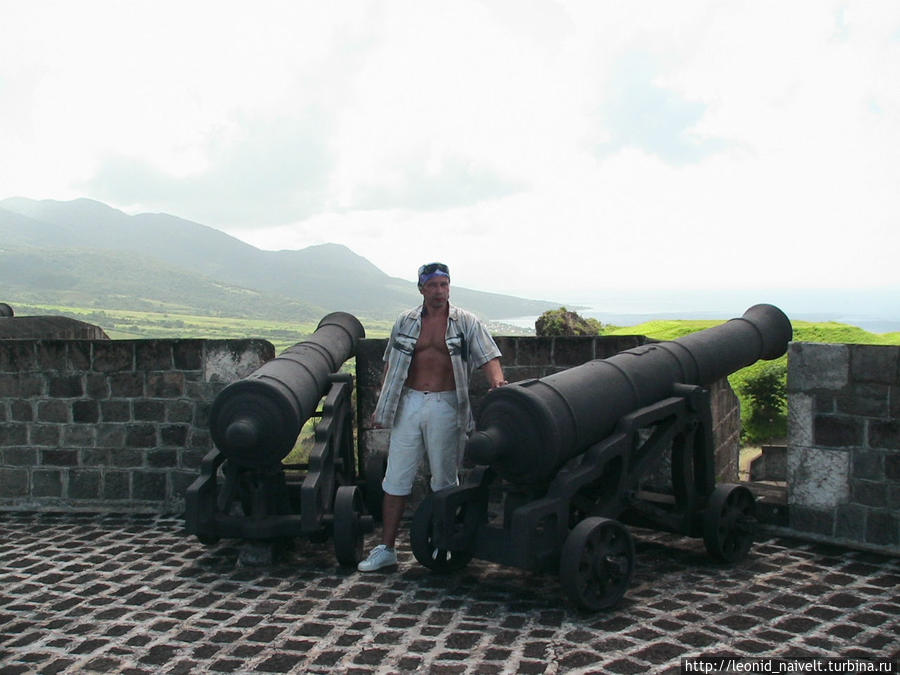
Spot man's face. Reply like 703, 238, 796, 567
420, 276, 450, 309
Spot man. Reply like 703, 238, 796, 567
358, 262, 506, 572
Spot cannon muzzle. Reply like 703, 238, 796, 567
467, 304, 792, 484
209, 311, 365, 468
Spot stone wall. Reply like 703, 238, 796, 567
0, 338, 272, 512
787, 342, 899, 551
357, 335, 742, 485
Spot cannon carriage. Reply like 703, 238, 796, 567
409, 304, 793, 610
185, 312, 373, 566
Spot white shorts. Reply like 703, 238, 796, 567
382, 388, 463, 496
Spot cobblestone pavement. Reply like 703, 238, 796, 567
0, 512, 897, 674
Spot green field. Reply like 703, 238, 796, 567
11, 302, 395, 353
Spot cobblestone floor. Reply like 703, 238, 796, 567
0, 512, 897, 674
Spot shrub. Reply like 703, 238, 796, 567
734, 357, 788, 444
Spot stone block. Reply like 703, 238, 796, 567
552, 338, 595, 367
30, 424, 61, 447
10, 400, 33, 422
886, 453, 900, 482
204, 340, 274, 383
82, 448, 110, 465
0, 467, 28, 497
787, 343, 848, 392
850, 345, 900, 385
170, 470, 196, 499
125, 424, 157, 448
37, 342, 68, 370
147, 372, 185, 398
33, 469, 63, 497
70, 469, 101, 499
49, 375, 83, 398
109, 372, 144, 397
868, 421, 900, 451
852, 449, 883, 481
133, 471, 167, 501
92, 342, 134, 372
788, 446, 849, 508
68, 342, 91, 370
42, 449, 79, 466
73, 400, 100, 423
361, 429, 391, 459
86, 374, 109, 399
110, 447, 144, 467
97, 424, 126, 447
134, 400, 166, 422
515, 338, 552, 366
0, 423, 28, 446
103, 470, 130, 500
865, 509, 899, 547
136, 341, 174, 370
836, 383, 889, 418
188, 429, 212, 450
3, 448, 37, 465
814, 415, 863, 448
147, 449, 178, 468
834, 503, 866, 541
0, 342, 36, 372
37, 399, 69, 423
787, 393, 813, 448
160, 425, 189, 447
165, 400, 194, 423
0, 374, 44, 397
173, 340, 204, 370
492, 336, 517, 363
100, 400, 131, 423
789, 505, 834, 536
851, 479, 886, 508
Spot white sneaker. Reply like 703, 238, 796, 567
357, 544, 398, 572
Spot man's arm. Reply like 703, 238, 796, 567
481, 357, 507, 390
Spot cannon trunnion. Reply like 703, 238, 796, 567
410, 304, 792, 610
185, 312, 372, 566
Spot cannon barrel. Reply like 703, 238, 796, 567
467, 304, 792, 485
209, 311, 365, 468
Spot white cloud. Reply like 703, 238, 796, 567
2, 0, 899, 305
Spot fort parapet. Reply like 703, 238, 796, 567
0, 332, 897, 554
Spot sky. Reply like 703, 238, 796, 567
1, 0, 899, 311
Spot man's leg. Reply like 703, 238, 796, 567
381, 493, 407, 548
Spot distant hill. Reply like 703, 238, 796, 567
0, 197, 560, 320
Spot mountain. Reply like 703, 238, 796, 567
0, 197, 559, 320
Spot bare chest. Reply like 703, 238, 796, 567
415, 317, 448, 354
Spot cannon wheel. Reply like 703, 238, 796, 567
703, 483, 756, 563
333, 485, 365, 566
560, 517, 635, 611
364, 452, 387, 522
410, 493, 474, 573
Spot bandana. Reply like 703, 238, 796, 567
418, 270, 450, 286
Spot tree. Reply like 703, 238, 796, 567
735, 358, 788, 444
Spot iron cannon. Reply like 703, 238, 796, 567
185, 311, 372, 566
410, 304, 792, 610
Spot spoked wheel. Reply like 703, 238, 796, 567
560, 517, 635, 611
364, 452, 387, 522
333, 485, 369, 566
703, 483, 756, 562
410, 493, 474, 573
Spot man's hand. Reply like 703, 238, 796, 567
482, 357, 507, 390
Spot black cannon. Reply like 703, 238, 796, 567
185, 311, 372, 566
410, 304, 792, 609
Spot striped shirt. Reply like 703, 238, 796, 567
373, 303, 502, 433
